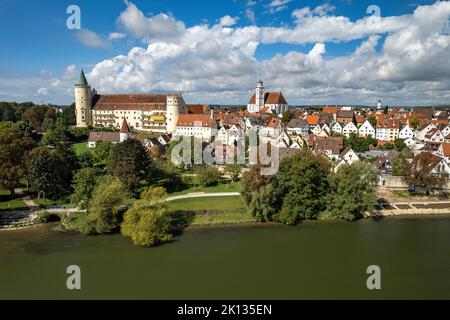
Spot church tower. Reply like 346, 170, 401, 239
166, 93, 187, 134
377, 98, 382, 110
255, 80, 265, 112
75, 69, 93, 127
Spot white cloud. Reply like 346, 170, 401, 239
219, 15, 239, 27
108, 32, 126, 40
75, 29, 110, 48
3, 1, 450, 106
116, 1, 185, 42
266, 0, 293, 14
37, 87, 48, 96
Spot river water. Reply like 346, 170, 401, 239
0, 216, 449, 299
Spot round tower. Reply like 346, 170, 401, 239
166, 93, 186, 134
256, 80, 264, 112
75, 69, 92, 127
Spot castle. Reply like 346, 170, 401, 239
74, 69, 187, 133
247, 80, 289, 114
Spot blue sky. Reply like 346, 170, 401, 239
0, 0, 448, 105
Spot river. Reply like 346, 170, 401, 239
0, 216, 449, 299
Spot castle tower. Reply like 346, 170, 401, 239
119, 118, 131, 142
255, 80, 265, 112
166, 93, 187, 134
75, 69, 92, 127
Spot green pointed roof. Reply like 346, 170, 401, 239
77, 69, 89, 86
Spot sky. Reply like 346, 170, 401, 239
0, 0, 449, 106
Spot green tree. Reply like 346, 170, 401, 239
410, 117, 420, 129
271, 151, 330, 224
22, 106, 52, 131
72, 167, 102, 209
81, 175, 126, 234
193, 165, 221, 187
247, 184, 276, 222
241, 164, 270, 205
368, 116, 377, 128
322, 162, 379, 221
121, 186, 173, 247
26, 147, 73, 199
0, 127, 35, 194
394, 139, 406, 152
281, 110, 293, 123
77, 152, 94, 168
225, 164, 242, 182
392, 153, 408, 176
93, 140, 113, 163
108, 139, 153, 192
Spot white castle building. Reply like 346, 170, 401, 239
74, 69, 187, 133
247, 80, 289, 114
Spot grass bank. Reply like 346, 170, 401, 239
0, 189, 26, 213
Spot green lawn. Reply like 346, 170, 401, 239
169, 181, 241, 196
167, 195, 255, 226
72, 141, 91, 156
0, 189, 27, 212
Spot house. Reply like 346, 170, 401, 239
314, 136, 343, 160
174, 114, 216, 141
417, 153, 450, 177
415, 123, 437, 141
305, 115, 320, 129
358, 120, 376, 138
331, 122, 343, 135
342, 121, 358, 137
247, 80, 289, 114
437, 142, 450, 162
374, 150, 399, 175
260, 117, 283, 137
311, 124, 322, 136
440, 125, 450, 138
336, 110, 354, 124
376, 119, 400, 142
286, 118, 309, 138
423, 128, 444, 143
333, 148, 360, 173
88, 118, 131, 148
398, 123, 415, 140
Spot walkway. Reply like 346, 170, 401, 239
166, 192, 241, 202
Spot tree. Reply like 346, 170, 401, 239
394, 138, 406, 152
248, 184, 276, 222
22, 106, 52, 131
410, 117, 420, 129
281, 110, 293, 123
402, 151, 446, 193
225, 164, 242, 182
93, 140, 113, 163
121, 186, 173, 247
72, 167, 102, 209
81, 175, 125, 234
383, 106, 389, 114
26, 147, 73, 199
323, 162, 379, 221
108, 139, 153, 192
59, 104, 76, 126
392, 153, 408, 176
368, 116, 377, 128
0, 127, 35, 194
344, 133, 376, 153
271, 151, 330, 224
241, 164, 270, 205
193, 165, 221, 187
78, 152, 94, 168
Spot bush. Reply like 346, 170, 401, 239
193, 165, 221, 187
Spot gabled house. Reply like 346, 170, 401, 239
331, 122, 343, 135
313, 136, 343, 160
333, 148, 360, 173
342, 121, 358, 137
415, 123, 437, 141
376, 119, 400, 142
398, 123, 415, 140
286, 118, 309, 138
374, 150, 399, 175
336, 111, 354, 124
358, 120, 376, 138
437, 142, 450, 162
305, 115, 320, 129
424, 128, 444, 143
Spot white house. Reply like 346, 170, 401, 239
423, 128, 444, 143
398, 123, 415, 140
437, 142, 450, 162
358, 120, 376, 138
342, 122, 358, 137
331, 122, 343, 135
333, 148, 360, 173
175, 114, 216, 141
416, 123, 437, 141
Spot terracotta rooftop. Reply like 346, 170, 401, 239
248, 91, 288, 105
93, 94, 172, 111
177, 114, 213, 127
120, 118, 130, 133
305, 115, 320, 126
186, 104, 208, 114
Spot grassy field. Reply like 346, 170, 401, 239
0, 189, 27, 212
72, 141, 91, 156
167, 195, 255, 226
168, 181, 241, 196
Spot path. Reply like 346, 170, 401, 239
166, 192, 241, 202
378, 199, 450, 210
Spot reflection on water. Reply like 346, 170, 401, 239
0, 217, 450, 299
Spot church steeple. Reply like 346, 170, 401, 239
77, 69, 89, 87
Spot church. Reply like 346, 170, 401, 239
247, 80, 289, 115
74, 69, 187, 133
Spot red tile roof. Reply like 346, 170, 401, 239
305, 115, 320, 125
177, 114, 213, 127
248, 92, 288, 105
93, 94, 170, 111
120, 118, 130, 133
